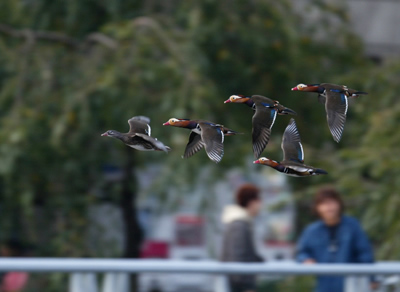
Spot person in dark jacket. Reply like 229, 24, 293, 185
296, 186, 377, 292
221, 184, 263, 292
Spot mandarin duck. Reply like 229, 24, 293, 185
254, 119, 327, 177
291, 83, 367, 142
163, 118, 239, 163
101, 116, 171, 153
224, 95, 296, 158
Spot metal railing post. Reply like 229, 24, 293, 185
102, 273, 130, 292
69, 273, 98, 292
344, 276, 370, 292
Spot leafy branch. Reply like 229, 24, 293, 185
0, 23, 118, 49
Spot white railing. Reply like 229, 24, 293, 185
0, 258, 399, 274
0, 258, 399, 292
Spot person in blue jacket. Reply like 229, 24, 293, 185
296, 186, 378, 292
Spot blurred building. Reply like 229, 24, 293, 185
294, 0, 400, 61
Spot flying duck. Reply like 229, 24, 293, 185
291, 83, 367, 142
254, 119, 327, 177
162, 118, 239, 163
101, 116, 170, 153
224, 95, 296, 158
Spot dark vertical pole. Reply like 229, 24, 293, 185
120, 148, 143, 292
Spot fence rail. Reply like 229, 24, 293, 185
0, 258, 399, 275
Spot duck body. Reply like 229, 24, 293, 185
254, 119, 327, 177
224, 94, 296, 158
269, 161, 328, 177
163, 118, 240, 163
101, 116, 171, 153
291, 83, 367, 142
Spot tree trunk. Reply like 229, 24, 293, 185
120, 148, 143, 292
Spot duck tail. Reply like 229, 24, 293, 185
351, 91, 368, 97
354, 91, 368, 95
279, 107, 297, 116
314, 168, 328, 175
224, 129, 243, 136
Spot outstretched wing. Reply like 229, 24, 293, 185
183, 132, 204, 159
128, 116, 151, 136
281, 119, 304, 164
252, 106, 277, 158
199, 123, 224, 163
325, 89, 348, 143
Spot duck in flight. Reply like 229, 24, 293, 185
101, 116, 170, 153
291, 83, 367, 142
163, 118, 239, 163
224, 94, 296, 158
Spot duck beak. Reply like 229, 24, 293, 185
163, 122, 170, 126
291, 86, 298, 91
253, 160, 260, 164
101, 132, 108, 136
224, 99, 231, 103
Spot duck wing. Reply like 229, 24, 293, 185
281, 119, 304, 164
183, 132, 204, 159
252, 106, 277, 158
133, 133, 170, 153
250, 95, 279, 158
199, 123, 224, 163
128, 116, 151, 136
251, 95, 276, 106
325, 89, 348, 143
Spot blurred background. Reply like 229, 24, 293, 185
0, 0, 399, 291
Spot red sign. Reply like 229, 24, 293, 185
140, 241, 170, 258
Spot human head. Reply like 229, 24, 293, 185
313, 186, 344, 224
235, 184, 262, 217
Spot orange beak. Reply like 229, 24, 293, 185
224, 99, 231, 103
253, 160, 260, 164
163, 122, 170, 126
291, 87, 298, 91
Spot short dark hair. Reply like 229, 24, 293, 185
235, 184, 260, 208
313, 186, 344, 216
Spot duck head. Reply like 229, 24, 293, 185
224, 95, 251, 104
253, 157, 279, 167
163, 118, 191, 127
291, 83, 320, 92
101, 130, 122, 139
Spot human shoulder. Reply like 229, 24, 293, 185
342, 215, 361, 226
302, 220, 324, 235
342, 215, 363, 230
